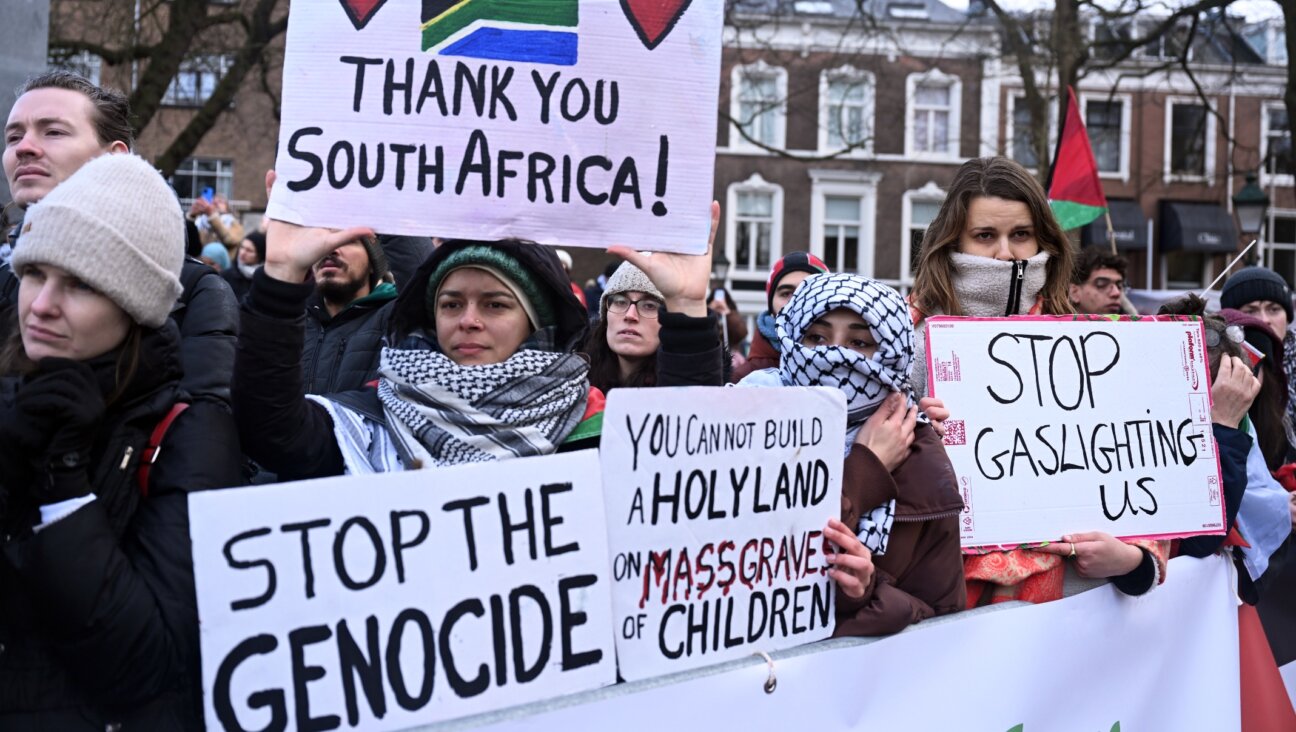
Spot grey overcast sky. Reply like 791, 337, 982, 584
940, 0, 1283, 22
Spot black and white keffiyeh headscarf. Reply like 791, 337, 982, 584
376, 345, 589, 468
777, 273, 925, 426
776, 273, 924, 555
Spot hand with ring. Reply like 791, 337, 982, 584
1031, 531, 1144, 578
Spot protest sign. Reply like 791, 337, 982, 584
599, 387, 845, 681
189, 451, 616, 731
267, 0, 722, 253
924, 316, 1225, 548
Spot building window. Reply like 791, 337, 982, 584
1165, 98, 1215, 181
725, 174, 783, 276
809, 170, 880, 276
47, 50, 101, 85
902, 182, 946, 288
730, 62, 786, 151
1085, 98, 1124, 175
1163, 251, 1209, 289
1262, 103, 1292, 184
1008, 95, 1038, 168
819, 67, 874, 154
1266, 215, 1296, 288
906, 70, 961, 159
164, 54, 234, 107
171, 158, 234, 204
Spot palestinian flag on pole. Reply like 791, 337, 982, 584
1046, 86, 1108, 231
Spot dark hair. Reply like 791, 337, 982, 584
18, 70, 134, 150
1158, 294, 1239, 380
581, 317, 658, 393
1072, 246, 1128, 285
910, 157, 1074, 316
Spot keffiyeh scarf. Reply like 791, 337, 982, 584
776, 273, 927, 554
377, 346, 589, 468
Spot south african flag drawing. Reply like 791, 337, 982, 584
422, 0, 579, 66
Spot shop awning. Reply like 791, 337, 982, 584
1159, 201, 1239, 253
1079, 200, 1147, 251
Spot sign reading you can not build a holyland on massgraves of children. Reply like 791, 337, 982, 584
267, 0, 721, 253
189, 451, 618, 731
925, 316, 1228, 550
600, 386, 846, 682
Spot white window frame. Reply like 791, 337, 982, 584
1080, 91, 1132, 182
171, 157, 235, 206
1163, 96, 1217, 184
901, 181, 946, 290
1261, 101, 1294, 188
905, 69, 962, 161
163, 54, 236, 107
1160, 251, 1214, 290
817, 65, 875, 157
724, 173, 784, 281
1003, 93, 1057, 172
48, 50, 101, 86
808, 169, 881, 278
729, 61, 787, 153
1264, 210, 1296, 285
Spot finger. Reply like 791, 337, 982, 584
825, 553, 873, 572
932, 421, 947, 437
822, 523, 860, 549
606, 246, 651, 276
265, 169, 277, 201
706, 200, 720, 254
322, 226, 378, 250
903, 406, 918, 430
827, 569, 863, 596
1029, 542, 1071, 556
826, 517, 853, 534
1062, 531, 1111, 544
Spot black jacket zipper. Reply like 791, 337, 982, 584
1004, 259, 1026, 316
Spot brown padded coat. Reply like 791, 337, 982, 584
833, 423, 967, 637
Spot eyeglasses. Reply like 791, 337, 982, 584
1203, 324, 1246, 349
607, 294, 663, 319
1091, 277, 1128, 293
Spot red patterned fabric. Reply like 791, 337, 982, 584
965, 539, 1170, 606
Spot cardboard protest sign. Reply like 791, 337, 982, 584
189, 451, 616, 731
600, 387, 845, 681
267, 0, 721, 253
924, 316, 1226, 549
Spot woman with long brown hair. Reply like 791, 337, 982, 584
908, 157, 1173, 606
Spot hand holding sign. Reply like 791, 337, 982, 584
607, 200, 720, 318
1210, 355, 1261, 429
854, 393, 917, 473
263, 170, 376, 284
1032, 531, 1144, 578
824, 518, 875, 600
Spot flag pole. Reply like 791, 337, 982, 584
1199, 239, 1258, 297
1105, 209, 1118, 256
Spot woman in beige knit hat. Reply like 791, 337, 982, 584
0, 153, 242, 730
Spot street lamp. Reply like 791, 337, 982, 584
711, 247, 731, 289
1233, 171, 1270, 240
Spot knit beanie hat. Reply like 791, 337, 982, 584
12, 153, 183, 328
600, 261, 665, 317
245, 231, 267, 262
1220, 267, 1293, 323
766, 251, 830, 313
426, 245, 555, 330
202, 242, 230, 271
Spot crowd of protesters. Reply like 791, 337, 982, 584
1, 71, 1294, 729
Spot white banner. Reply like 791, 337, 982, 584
451, 556, 1240, 732
924, 316, 1226, 548
268, 0, 721, 253
599, 387, 846, 681
190, 451, 617, 731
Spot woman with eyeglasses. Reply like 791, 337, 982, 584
909, 157, 1170, 605
582, 260, 724, 393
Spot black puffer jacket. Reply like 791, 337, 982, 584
300, 284, 397, 394
234, 239, 722, 481
0, 325, 242, 731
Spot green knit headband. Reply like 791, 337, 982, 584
425, 246, 556, 329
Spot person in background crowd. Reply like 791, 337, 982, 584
1, 70, 239, 409
584, 260, 621, 321
582, 261, 723, 393
908, 156, 1166, 604
1069, 246, 1128, 315
0, 154, 241, 730
738, 273, 966, 635
374, 234, 435, 290
707, 285, 748, 365
233, 203, 722, 479
300, 228, 398, 394
186, 193, 244, 254
1221, 266, 1296, 436
555, 248, 588, 308
220, 231, 265, 301
1220, 309, 1296, 471
200, 242, 229, 272
731, 252, 829, 382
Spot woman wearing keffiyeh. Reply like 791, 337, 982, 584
738, 273, 967, 636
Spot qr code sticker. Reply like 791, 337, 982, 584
944, 420, 966, 446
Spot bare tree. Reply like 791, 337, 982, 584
47, 0, 288, 177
